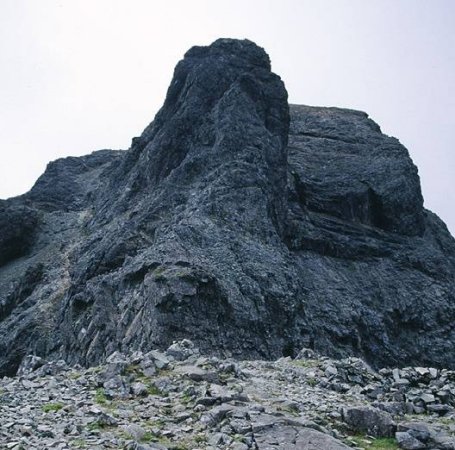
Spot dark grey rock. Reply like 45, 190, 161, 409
426, 404, 453, 415
97, 412, 118, 428
165, 340, 196, 362
200, 405, 234, 427
342, 406, 396, 437
122, 424, 147, 441
143, 350, 169, 370
396, 431, 426, 450
0, 203, 38, 267
176, 365, 219, 383
103, 374, 129, 399
0, 38, 455, 377
397, 422, 433, 443
372, 401, 408, 416
397, 421, 455, 449
131, 382, 148, 397
16, 355, 46, 376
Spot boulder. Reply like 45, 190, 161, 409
342, 406, 396, 437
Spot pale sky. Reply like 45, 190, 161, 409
1, 0, 454, 235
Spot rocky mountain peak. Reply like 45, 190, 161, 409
0, 39, 454, 379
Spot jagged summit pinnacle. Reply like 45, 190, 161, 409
0, 39, 454, 377
138, 37, 285, 148
184, 38, 272, 69
105, 37, 289, 235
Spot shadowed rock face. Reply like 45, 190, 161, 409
0, 39, 454, 376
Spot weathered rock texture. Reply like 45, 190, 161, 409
0, 39, 454, 376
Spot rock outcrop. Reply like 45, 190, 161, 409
0, 38, 454, 377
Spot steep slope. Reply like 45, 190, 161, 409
0, 39, 454, 376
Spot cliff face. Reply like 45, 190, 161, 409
0, 39, 454, 376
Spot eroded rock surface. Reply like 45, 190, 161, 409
0, 38, 454, 377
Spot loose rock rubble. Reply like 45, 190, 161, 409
1, 341, 454, 449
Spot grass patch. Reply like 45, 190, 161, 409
87, 422, 101, 431
181, 392, 194, 404
292, 359, 319, 368
140, 431, 157, 443
126, 364, 144, 378
95, 388, 107, 405
368, 438, 398, 449
194, 434, 208, 444
147, 383, 167, 396
147, 417, 166, 428
278, 405, 300, 417
349, 435, 398, 449
438, 417, 454, 425
70, 438, 87, 448
42, 402, 64, 413
307, 377, 318, 387
152, 266, 167, 281
68, 371, 82, 380
87, 420, 116, 432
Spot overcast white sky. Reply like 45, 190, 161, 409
1, 0, 454, 235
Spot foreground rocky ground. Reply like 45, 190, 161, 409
1, 341, 454, 450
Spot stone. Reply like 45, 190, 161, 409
122, 424, 147, 441
97, 412, 118, 427
106, 351, 128, 364
200, 405, 234, 427
16, 356, 46, 376
426, 404, 453, 415
342, 406, 396, 437
397, 422, 432, 443
420, 393, 436, 403
131, 382, 148, 397
325, 366, 338, 377
394, 379, 410, 387
296, 348, 317, 359
372, 401, 407, 416
98, 361, 128, 383
207, 432, 230, 446
144, 350, 170, 370
166, 340, 196, 362
395, 432, 426, 449
176, 365, 219, 383
415, 367, 429, 377
139, 359, 157, 378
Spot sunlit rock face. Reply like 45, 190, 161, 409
0, 38, 454, 376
